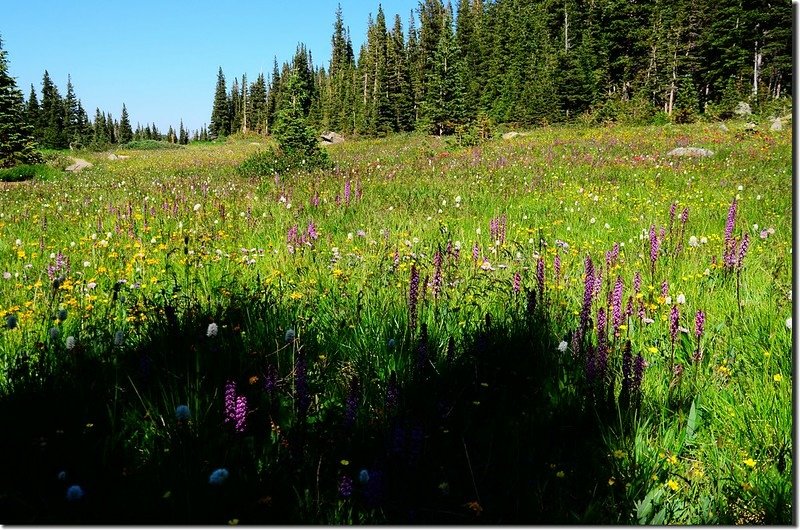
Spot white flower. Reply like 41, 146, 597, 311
676, 293, 686, 304
15, 239, 21, 246
476, 228, 481, 235
65, 336, 76, 350
643, 317, 655, 324
589, 217, 596, 224
665, 296, 672, 305
2, 272, 10, 280
604, 223, 611, 229
455, 195, 461, 203
700, 236, 708, 244
206, 322, 219, 337
752, 224, 759, 231
786, 318, 792, 330
83, 261, 91, 268
737, 185, 743, 191
557, 341, 568, 353
193, 203, 201, 212
688, 236, 699, 247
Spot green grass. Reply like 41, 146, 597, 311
0, 121, 791, 524
0, 163, 62, 182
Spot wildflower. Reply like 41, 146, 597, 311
338, 475, 353, 498
736, 233, 750, 269
557, 341, 568, 353
670, 306, 680, 344
743, 458, 756, 468
667, 479, 679, 492
536, 256, 545, 295
175, 405, 190, 421
6, 314, 18, 330
359, 469, 370, 484
408, 264, 420, 331
688, 236, 699, 247
65, 336, 76, 350
193, 203, 201, 212
773, 374, 783, 383
66, 484, 85, 501
786, 317, 792, 330
57, 308, 68, 321
234, 396, 248, 433
224, 380, 237, 423
206, 322, 219, 338
611, 276, 624, 335
512, 271, 521, 294
49, 327, 60, 341
676, 293, 686, 304
2, 272, 9, 279
209, 468, 229, 485
284, 328, 296, 342
695, 310, 705, 339
649, 225, 660, 270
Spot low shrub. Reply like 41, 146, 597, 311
237, 146, 331, 179
0, 164, 59, 182
121, 140, 184, 150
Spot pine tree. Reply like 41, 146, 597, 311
75, 100, 91, 146
63, 75, 80, 147
118, 103, 133, 144
210, 67, 231, 138
92, 107, 108, 147
387, 14, 414, 131
274, 70, 326, 163
421, 10, 467, 134
25, 84, 40, 139
249, 72, 268, 134
0, 36, 41, 167
40, 70, 66, 148
178, 119, 189, 144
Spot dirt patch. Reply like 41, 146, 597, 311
65, 158, 93, 172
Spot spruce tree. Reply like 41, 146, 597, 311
92, 107, 108, 147
63, 75, 80, 147
0, 36, 41, 167
210, 67, 231, 138
178, 119, 189, 144
118, 103, 133, 144
40, 70, 66, 148
25, 84, 40, 139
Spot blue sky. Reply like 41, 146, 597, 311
3, 1, 421, 134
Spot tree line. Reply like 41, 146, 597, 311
21, 71, 204, 150
210, 0, 791, 139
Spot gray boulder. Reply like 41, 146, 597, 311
770, 118, 782, 131
320, 131, 345, 144
718, 122, 729, 132
502, 131, 521, 140
734, 101, 752, 116
666, 147, 714, 158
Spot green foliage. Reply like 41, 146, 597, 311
0, 163, 58, 182
0, 36, 42, 167
237, 146, 330, 178
121, 139, 183, 150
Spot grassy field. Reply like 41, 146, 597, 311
0, 122, 792, 523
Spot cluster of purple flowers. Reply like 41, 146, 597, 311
489, 214, 507, 244
47, 251, 70, 281
408, 264, 420, 331
224, 380, 248, 433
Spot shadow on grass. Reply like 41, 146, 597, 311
0, 292, 622, 524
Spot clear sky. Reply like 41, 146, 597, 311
3, 1, 421, 134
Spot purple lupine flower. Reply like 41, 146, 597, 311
307, 221, 318, 241
286, 224, 298, 245
633, 271, 642, 294
649, 225, 660, 270
612, 276, 624, 335
695, 310, 705, 339
725, 197, 738, 241
536, 256, 545, 295
580, 255, 595, 333
344, 179, 352, 205
680, 207, 689, 225
554, 251, 561, 286
661, 280, 669, 298
338, 475, 353, 498
472, 242, 480, 263
626, 295, 634, 319
637, 302, 646, 321
724, 237, 739, 269
224, 380, 237, 424
490, 217, 499, 241
408, 264, 420, 331
310, 192, 320, 207
670, 305, 680, 344
499, 214, 507, 244
596, 307, 607, 347
513, 271, 521, 294
234, 395, 248, 433
432, 251, 443, 298
393, 249, 400, 270
737, 233, 750, 269
593, 267, 603, 299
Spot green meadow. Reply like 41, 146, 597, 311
0, 122, 792, 523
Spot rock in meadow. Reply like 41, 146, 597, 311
666, 147, 714, 158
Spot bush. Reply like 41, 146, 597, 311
121, 140, 183, 150
0, 164, 59, 182
237, 146, 331, 179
